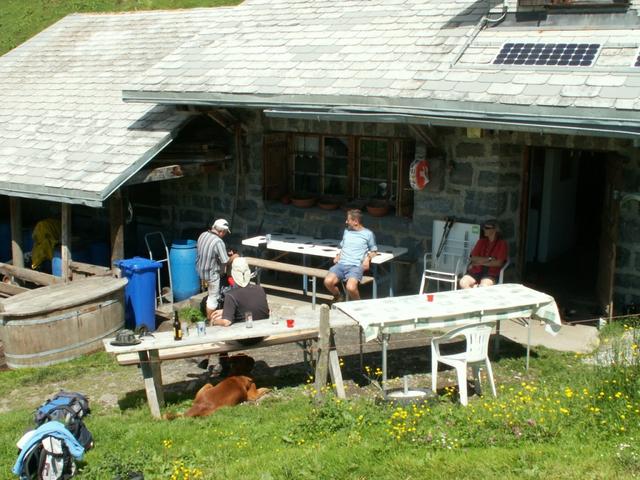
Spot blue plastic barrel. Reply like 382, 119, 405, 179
52, 246, 90, 276
114, 257, 162, 331
52, 247, 62, 277
22, 228, 33, 252
0, 223, 10, 262
169, 239, 200, 302
90, 241, 109, 267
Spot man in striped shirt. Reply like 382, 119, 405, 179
196, 219, 238, 322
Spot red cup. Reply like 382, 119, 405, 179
426, 294, 434, 302
286, 318, 295, 328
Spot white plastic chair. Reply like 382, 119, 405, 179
419, 252, 465, 293
431, 322, 497, 406
462, 258, 511, 285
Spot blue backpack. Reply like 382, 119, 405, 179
34, 392, 93, 451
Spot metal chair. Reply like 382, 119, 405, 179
144, 232, 173, 307
462, 258, 511, 285
419, 252, 465, 294
431, 322, 497, 406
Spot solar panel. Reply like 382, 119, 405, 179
493, 42, 601, 67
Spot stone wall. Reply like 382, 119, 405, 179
157, 110, 639, 307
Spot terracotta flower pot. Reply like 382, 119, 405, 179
317, 196, 341, 210
291, 196, 316, 208
366, 202, 390, 217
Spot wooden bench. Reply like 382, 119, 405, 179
115, 329, 319, 367
244, 256, 375, 306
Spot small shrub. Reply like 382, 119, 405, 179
178, 306, 205, 323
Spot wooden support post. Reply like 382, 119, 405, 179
0, 262, 61, 285
314, 304, 330, 401
139, 349, 165, 419
109, 191, 124, 265
9, 197, 23, 269
328, 332, 346, 399
61, 203, 71, 282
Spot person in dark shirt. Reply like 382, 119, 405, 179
215, 257, 269, 346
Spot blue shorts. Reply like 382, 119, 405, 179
329, 263, 364, 282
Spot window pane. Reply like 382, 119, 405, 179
359, 139, 389, 199
324, 136, 348, 196
292, 135, 320, 195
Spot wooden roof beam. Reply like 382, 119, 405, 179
126, 159, 228, 186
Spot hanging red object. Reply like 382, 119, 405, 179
409, 159, 430, 190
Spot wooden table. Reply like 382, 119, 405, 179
333, 283, 563, 390
103, 309, 356, 417
242, 233, 407, 297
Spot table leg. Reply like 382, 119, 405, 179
381, 333, 390, 392
311, 277, 316, 310
359, 328, 364, 373
389, 263, 396, 297
138, 349, 164, 418
302, 254, 309, 296
526, 318, 531, 370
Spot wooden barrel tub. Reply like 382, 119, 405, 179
0, 276, 127, 368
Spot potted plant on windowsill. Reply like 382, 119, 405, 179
366, 199, 391, 217
179, 306, 206, 336
317, 195, 344, 210
290, 193, 317, 208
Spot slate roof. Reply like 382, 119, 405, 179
124, 0, 640, 137
2, 1, 640, 206
0, 8, 230, 206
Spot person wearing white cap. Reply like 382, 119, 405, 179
216, 257, 268, 346
196, 218, 237, 322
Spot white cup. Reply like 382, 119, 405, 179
245, 311, 253, 328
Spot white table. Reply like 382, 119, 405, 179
242, 233, 407, 297
333, 283, 562, 389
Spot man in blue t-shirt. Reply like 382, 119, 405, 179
324, 209, 378, 301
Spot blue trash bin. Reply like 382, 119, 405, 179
115, 257, 162, 331
169, 239, 200, 302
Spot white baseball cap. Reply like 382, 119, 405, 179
212, 218, 230, 233
230, 257, 251, 288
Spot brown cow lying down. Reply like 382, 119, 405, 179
166, 354, 269, 419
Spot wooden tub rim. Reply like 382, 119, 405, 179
0, 276, 127, 318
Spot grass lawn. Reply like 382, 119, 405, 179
0, 0, 241, 56
1, 320, 639, 479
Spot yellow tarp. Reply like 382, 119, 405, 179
31, 218, 61, 269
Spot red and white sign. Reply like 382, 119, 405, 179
409, 159, 430, 190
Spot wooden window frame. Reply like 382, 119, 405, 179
262, 132, 414, 217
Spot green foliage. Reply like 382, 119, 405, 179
0, 0, 241, 56
178, 306, 205, 323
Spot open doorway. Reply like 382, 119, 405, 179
522, 147, 609, 323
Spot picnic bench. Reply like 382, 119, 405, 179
114, 329, 319, 366
244, 256, 375, 306
103, 310, 352, 418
